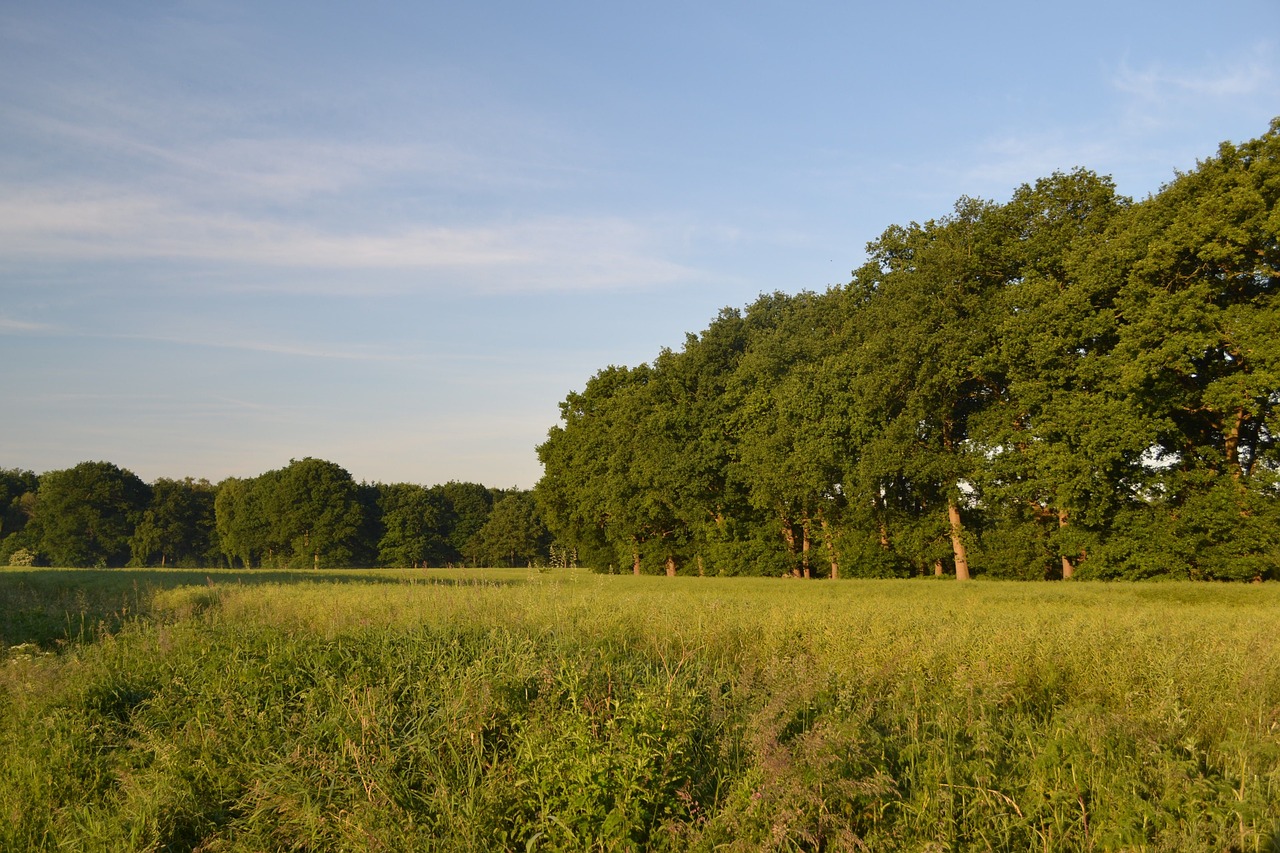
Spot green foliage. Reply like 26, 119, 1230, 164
539, 121, 1280, 582
469, 490, 552, 568
374, 482, 448, 567
214, 474, 275, 568
27, 461, 151, 567
434, 481, 498, 565
271, 457, 367, 568
0, 468, 37, 542
2, 457, 524, 572
129, 477, 218, 567
214, 460, 504, 569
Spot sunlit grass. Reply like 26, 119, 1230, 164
2, 569, 1279, 850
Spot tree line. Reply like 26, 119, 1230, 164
0, 458, 552, 569
535, 120, 1280, 580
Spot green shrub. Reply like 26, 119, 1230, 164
1, 569, 1278, 850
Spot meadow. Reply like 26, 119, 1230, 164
2, 568, 1279, 851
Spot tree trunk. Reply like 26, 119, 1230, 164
780, 514, 796, 553
779, 510, 797, 576
665, 554, 677, 577
1058, 508, 1075, 580
801, 516, 811, 579
632, 544, 641, 576
1225, 407, 1247, 482
873, 491, 889, 550
934, 558, 944, 577
820, 513, 839, 580
947, 499, 971, 581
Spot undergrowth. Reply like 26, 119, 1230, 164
2, 568, 1279, 850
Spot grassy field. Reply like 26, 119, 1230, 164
2, 568, 1279, 851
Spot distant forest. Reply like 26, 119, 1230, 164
5, 122, 1277, 580
535, 120, 1280, 581
0, 459, 551, 570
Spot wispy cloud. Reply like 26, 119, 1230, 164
110, 331, 414, 362
0, 65, 699, 295
1109, 43, 1278, 140
0, 309, 409, 361
962, 134, 1120, 195
6, 100, 571, 202
951, 43, 1278, 201
0, 314, 57, 333
1114, 45, 1275, 103
0, 186, 700, 292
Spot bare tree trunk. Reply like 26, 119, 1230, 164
947, 499, 971, 581
820, 513, 838, 580
780, 510, 797, 576
1225, 407, 1246, 482
665, 554, 677, 577
632, 544, 641, 576
801, 516, 811, 579
940, 420, 971, 581
934, 558, 944, 577
873, 491, 890, 550
1058, 508, 1075, 580
780, 514, 796, 553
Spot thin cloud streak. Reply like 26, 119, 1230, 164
962, 134, 1121, 194
955, 44, 1278, 201
2, 61, 673, 296
0, 189, 703, 293
0, 314, 57, 333
7, 321, 618, 380
109, 332, 414, 363
1108, 42, 1278, 142
6, 102, 570, 201
0, 316, 410, 363
0, 75, 703, 295
1114, 46, 1275, 102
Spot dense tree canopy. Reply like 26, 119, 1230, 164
0, 468, 38, 550
1, 460, 523, 570
130, 477, 218, 568
374, 482, 449, 568
537, 120, 1280, 580
26, 462, 152, 568
469, 490, 553, 568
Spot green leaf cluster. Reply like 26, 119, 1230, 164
538, 120, 1280, 580
0, 459, 541, 569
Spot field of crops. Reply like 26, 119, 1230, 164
2, 568, 1279, 851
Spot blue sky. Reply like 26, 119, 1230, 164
2, 1, 1277, 488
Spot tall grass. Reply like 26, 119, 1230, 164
2, 568, 1278, 850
